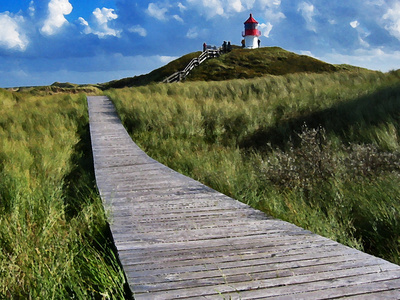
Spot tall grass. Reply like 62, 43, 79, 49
0, 89, 126, 298
106, 69, 400, 264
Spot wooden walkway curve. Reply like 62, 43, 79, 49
87, 95, 400, 299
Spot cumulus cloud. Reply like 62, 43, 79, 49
230, 0, 244, 13
382, 2, 400, 40
147, 3, 169, 21
41, 0, 73, 35
350, 20, 360, 28
259, 22, 273, 37
79, 7, 121, 38
0, 13, 28, 51
259, 0, 285, 23
128, 25, 147, 37
186, 0, 225, 18
298, 2, 317, 32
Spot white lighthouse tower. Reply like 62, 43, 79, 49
242, 14, 261, 49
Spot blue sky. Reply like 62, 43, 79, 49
1, 0, 400, 87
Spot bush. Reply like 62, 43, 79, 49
258, 125, 400, 190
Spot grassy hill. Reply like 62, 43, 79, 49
186, 46, 339, 81
100, 51, 202, 89
100, 46, 345, 89
106, 68, 400, 265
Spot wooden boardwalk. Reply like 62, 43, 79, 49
87, 96, 400, 299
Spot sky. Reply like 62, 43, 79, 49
1, 0, 400, 87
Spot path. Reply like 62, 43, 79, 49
87, 95, 400, 299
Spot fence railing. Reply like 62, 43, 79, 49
163, 49, 221, 83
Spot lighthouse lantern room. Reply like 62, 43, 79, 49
242, 14, 261, 49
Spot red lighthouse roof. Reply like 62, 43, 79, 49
244, 13, 258, 24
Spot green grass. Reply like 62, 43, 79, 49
106, 68, 400, 264
99, 47, 340, 89
0, 88, 127, 298
187, 47, 338, 81
100, 52, 201, 89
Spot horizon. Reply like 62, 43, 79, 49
1, 1, 400, 88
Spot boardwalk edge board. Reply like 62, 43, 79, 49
87, 95, 400, 299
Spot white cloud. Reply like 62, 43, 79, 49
173, 15, 184, 22
78, 17, 89, 27
178, 2, 187, 12
367, 0, 385, 6
358, 37, 370, 48
264, 9, 285, 23
186, 0, 224, 18
320, 48, 400, 72
41, 0, 73, 35
230, 0, 244, 13
382, 2, 400, 40
0, 13, 28, 51
184, 0, 283, 20
147, 3, 169, 21
298, 2, 316, 32
259, 0, 281, 9
259, 22, 273, 37
29, 1, 35, 17
299, 50, 315, 57
80, 7, 121, 38
350, 20, 371, 48
146, 3, 184, 22
241, 0, 256, 10
186, 27, 199, 39
350, 20, 360, 28
93, 7, 118, 25
259, 0, 285, 23
128, 25, 147, 37
158, 55, 179, 64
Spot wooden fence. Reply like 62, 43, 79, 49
163, 49, 220, 83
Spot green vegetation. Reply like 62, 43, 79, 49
100, 47, 340, 89
2, 46, 399, 297
101, 51, 201, 89
187, 47, 338, 81
0, 88, 127, 298
106, 68, 400, 264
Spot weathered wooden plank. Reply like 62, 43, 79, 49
125, 251, 383, 283
342, 286, 400, 300
87, 95, 400, 299
118, 240, 341, 265
141, 267, 400, 299
128, 258, 391, 294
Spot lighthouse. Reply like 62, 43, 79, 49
242, 14, 261, 49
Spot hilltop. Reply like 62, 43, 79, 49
100, 46, 348, 90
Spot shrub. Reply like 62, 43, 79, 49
258, 125, 400, 191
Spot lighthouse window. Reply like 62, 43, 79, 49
245, 23, 257, 30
